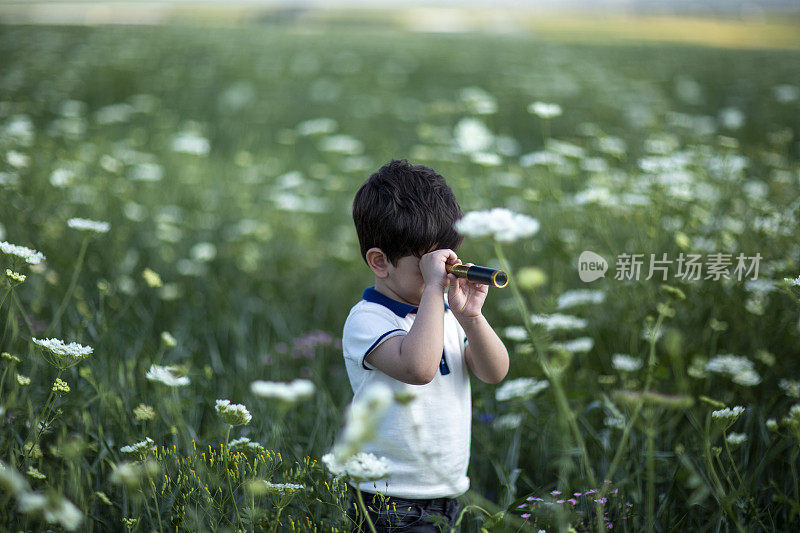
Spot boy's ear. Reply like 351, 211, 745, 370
365, 247, 390, 278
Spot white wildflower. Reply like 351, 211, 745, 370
455, 207, 540, 243
229, 437, 265, 453
215, 399, 252, 426
502, 326, 528, 341
725, 432, 747, 446
250, 378, 316, 403
492, 413, 522, 430
0, 460, 30, 495
612, 354, 643, 372
1, 241, 45, 264
552, 337, 594, 354
262, 481, 306, 494
528, 101, 562, 119
67, 217, 110, 233
331, 382, 393, 462
712, 406, 745, 420
556, 289, 606, 309
145, 364, 190, 387
784, 275, 800, 287
779, 379, 800, 398
296, 118, 338, 136
171, 132, 210, 155
454, 117, 494, 154
120, 437, 156, 455
705, 354, 761, 387
529, 313, 587, 331
345, 453, 391, 482
32, 338, 93, 369
496, 377, 549, 402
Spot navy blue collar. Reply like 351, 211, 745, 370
362, 286, 449, 318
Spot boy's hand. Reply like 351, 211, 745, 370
419, 249, 459, 291
447, 262, 489, 319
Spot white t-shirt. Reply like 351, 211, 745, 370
341, 285, 471, 499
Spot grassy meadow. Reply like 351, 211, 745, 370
1, 19, 800, 532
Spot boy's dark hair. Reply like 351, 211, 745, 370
353, 159, 464, 267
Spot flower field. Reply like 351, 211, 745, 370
1, 21, 800, 532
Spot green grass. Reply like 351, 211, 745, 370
0, 22, 799, 531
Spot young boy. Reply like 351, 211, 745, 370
341, 159, 509, 531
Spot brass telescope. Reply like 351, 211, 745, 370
446, 262, 509, 288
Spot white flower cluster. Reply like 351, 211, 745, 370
529, 313, 587, 331
250, 378, 315, 403
496, 377, 549, 402
779, 379, 800, 398
1, 241, 45, 264
229, 437, 265, 453
785, 275, 800, 286
528, 101, 563, 119
556, 289, 606, 310
725, 432, 747, 446
322, 451, 391, 483
455, 208, 540, 243
331, 382, 393, 462
262, 481, 306, 494
712, 406, 745, 420
492, 413, 523, 430
215, 399, 252, 426
67, 217, 110, 233
705, 354, 761, 386
551, 337, 595, 354
120, 437, 157, 455
16, 490, 83, 531
145, 364, 190, 387
502, 326, 528, 341
612, 354, 643, 372
32, 338, 93, 368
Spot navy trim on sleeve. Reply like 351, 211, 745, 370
362, 329, 406, 370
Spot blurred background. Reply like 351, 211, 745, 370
1, 1, 800, 532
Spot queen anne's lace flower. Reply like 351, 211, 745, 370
455, 208, 540, 243
67, 218, 110, 233
0, 241, 45, 265
250, 378, 315, 403
262, 481, 306, 494
705, 354, 761, 386
556, 289, 606, 309
120, 437, 156, 456
215, 399, 252, 426
612, 354, 643, 372
530, 313, 587, 331
322, 452, 391, 482
712, 406, 745, 420
725, 432, 747, 446
229, 437, 265, 453
528, 101, 563, 119
145, 364, 190, 387
331, 382, 393, 462
32, 338, 93, 369
496, 377, 549, 402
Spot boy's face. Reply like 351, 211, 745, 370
386, 253, 427, 306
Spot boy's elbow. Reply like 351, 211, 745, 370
412, 365, 437, 385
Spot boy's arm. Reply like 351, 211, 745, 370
365, 286, 446, 385
459, 314, 509, 385
365, 249, 457, 385
446, 259, 509, 384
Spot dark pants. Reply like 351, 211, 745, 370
345, 485, 462, 532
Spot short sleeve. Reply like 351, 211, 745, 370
343, 308, 407, 371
